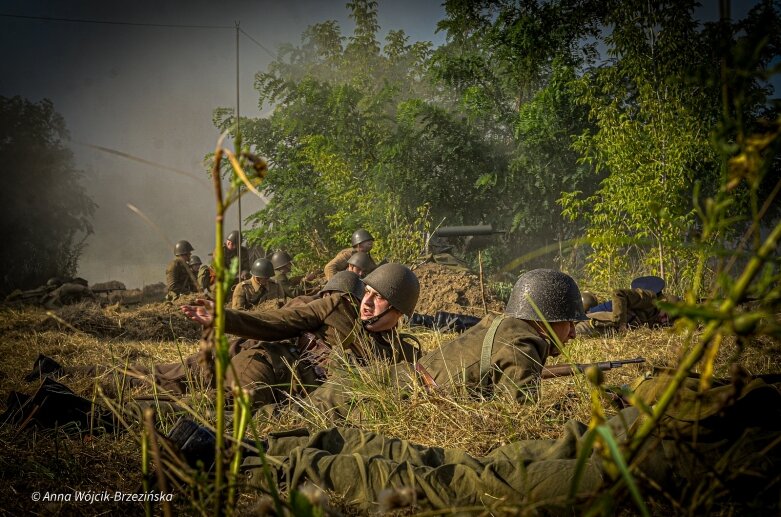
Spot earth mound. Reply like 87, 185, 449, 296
36, 301, 200, 341
413, 263, 504, 317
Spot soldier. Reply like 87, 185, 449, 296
231, 258, 285, 310
345, 251, 376, 278
165, 240, 197, 301
577, 275, 674, 336
181, 263, 421, 408
213, 230, 250, 279
189, 255, 213, 294
323, 228, 377, 280
581, 291, 599, 312
41, 277, 96, 309
232, 372, 781, 512
270, 250, 318, 298
306, 269, 587, 417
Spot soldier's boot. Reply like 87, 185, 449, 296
165, 417, 263, 472
23, 354, 64, 382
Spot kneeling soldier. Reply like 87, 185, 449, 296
231, 258, 285, 310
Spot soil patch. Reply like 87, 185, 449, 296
413, 263, 504, 317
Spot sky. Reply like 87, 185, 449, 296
0, 0, 447, 287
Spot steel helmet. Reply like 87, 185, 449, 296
321, 270, 365, 302
270, 251, 292, 270
351, 228, 374, 247
250, 258, 274, 278
581, 291, 599, 312
505, 269, 587, 322
631, 275, 665, 294
174, 240, 194, 256
189, 255, 203, 267
362, 263, 419, 317
347, 251, 376, 274
227, 230, 241, 244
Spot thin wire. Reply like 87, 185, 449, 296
239, 27, 275, 59
0, 12, 233, 29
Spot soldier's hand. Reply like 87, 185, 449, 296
181, 299, 215, 326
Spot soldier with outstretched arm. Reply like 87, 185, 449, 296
181, 264, 421, 408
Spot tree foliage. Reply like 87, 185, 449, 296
0, 96, 95, 295
216, 0, 779, 286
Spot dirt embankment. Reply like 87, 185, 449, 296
35, 300, 201, 341
413, 263, 504, 317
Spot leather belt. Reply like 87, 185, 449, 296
415, 362, 438, 392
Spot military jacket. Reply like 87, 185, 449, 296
224, 292, 418, 365
231, 278, 273, 310
165, 257, 197, 298
419, 314, 553, 402
611, 288, 662, 327
196, 264, 212, 293
213, 245, 250, 275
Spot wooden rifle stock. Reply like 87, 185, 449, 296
542, 357, 646, 379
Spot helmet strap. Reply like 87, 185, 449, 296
362, 307, 393, 328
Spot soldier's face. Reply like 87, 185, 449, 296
548, 321, 576, 354
226, 239, 236, 251
361, 286, 401, 331
356, 240, 373, 252
347, 264, 364, 277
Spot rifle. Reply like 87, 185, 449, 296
542, 357, 646, 379
409, 311, 483, 333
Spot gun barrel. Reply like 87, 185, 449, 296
432, 225, 505, 238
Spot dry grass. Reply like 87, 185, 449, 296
0, 303, 779, 515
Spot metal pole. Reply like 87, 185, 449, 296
235, 21, 242, 275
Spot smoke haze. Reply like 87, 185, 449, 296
0, 0, 445, 287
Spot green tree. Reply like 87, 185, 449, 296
0, 96, 95, 295
560, 0, 780, 290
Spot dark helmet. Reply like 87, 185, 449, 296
347, 251, 376, 274
631, 275, 665, 294
174, 240, 194, 256
581, 291, 599, 312
250, 258, 274, 278
189, 255, 203, 267
505, 269, 587, 322
351, 228, 374, 247
362, 263, 419, 317
321, 270, 365, 302
270, 250, 292, 270
227, 230, 241, 244
46, 277, 65, 288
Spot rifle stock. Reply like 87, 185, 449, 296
542, 357, 646, 379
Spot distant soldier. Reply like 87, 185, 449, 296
577, 275, 674, 336
581, 291, 600, 312
307, 269, 588, 416
345, 251, 376, 278
270, 250, 320, 298
166, 240, 197, 301
188, 255, 213, 294
41, 277, 96, 309
231, 258, 285, 311
213, 230, 250, 279
324, 228, 377, 280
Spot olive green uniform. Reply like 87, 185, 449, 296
577, 288, 665, 336
231, 277, 286, 310
224, 292, 419, 407
323, 248, 354, 280
244, 375, 781, 512
306, 314, 553, 417
215, 244, 250, 274
42, 282, 96, 309
166, 257, 197, 300
196, 264, 212, 293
